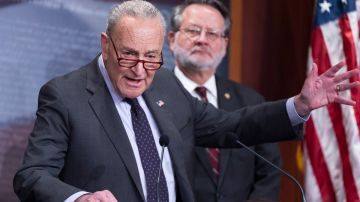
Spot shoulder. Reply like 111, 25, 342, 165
46, 56, 98, 86
40, 56, 99, 101
152, 68, 186, 93
154, 68, 177, 81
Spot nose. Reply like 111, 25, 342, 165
195, 30, 208, 43
132, 61, 146, 75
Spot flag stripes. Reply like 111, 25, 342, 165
304, 0, 360, 201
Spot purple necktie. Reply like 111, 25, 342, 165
125, 98, 169, 202
194, 87, 220, 177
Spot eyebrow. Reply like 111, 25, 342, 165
120, 47, 161, 56
145, 50, 161, 55
120, 48, 138, 55
185, 24, 224, 31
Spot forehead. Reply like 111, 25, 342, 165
112, 16, 164, 53
181, 4, 225, 29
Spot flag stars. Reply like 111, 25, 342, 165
320, 0, 332, 13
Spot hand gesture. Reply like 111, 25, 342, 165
294, 61, 360, 116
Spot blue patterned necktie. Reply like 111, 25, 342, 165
124, 98, 169, 202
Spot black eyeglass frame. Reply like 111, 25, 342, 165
108, 35, 163, 71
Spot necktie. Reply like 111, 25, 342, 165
125, 98, 169, 202
194, 87, 220, 177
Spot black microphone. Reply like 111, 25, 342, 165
228, 133, 306, 202
157, 135, 170, 202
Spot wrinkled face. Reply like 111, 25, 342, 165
168, 4, 228, 71
101, 16, 164, 98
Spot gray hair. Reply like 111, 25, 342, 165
106, 0, 166, 36
170, 0, 231, 37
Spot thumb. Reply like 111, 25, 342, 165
310, 63, 319, 77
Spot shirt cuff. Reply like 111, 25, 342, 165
286, 97, 310, 126
64, 191, 89, 202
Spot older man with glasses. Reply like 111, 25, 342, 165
168, 0, 282, 201
13, 1, 360, 202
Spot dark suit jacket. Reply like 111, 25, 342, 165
192, 76, 281, 202
13, 56, 302, 202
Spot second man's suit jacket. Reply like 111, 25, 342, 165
191, 76, 282, 202
14, 56, 302, 202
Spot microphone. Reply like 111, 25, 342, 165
228, 133, 306, 202
157, 135, 170, 202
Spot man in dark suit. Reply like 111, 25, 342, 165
13, 1, 359, 202
168, 1, 281, 201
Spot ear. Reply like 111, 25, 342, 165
167, 31, 176, 53
100, 32, 109, 60
223, 37, 229, 47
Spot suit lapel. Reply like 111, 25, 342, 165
191, 77, 238, 186
216, 76, 240, 111
215, 77, 237, 187
143, 85, 193, 201
86, 61, 145, 201
218, 149, 231, 187
195, 148, 218, 184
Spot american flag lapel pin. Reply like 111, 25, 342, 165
156, 100, 165, 107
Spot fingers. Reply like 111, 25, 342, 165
334, 96, 356, 106
334, 68, 360, 83
337, 81, 360, 92
310, 62, 318, 77
323, 60, 346, 76
334, 81, 359, 106
76, 190, 118, 202
95, 190, 117, 202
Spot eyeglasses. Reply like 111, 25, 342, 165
179, 26, 225, 41
108, 35, 163, 70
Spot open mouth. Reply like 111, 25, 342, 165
125, 77, 143, 87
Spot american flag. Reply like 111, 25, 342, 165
304, 0, 360, 201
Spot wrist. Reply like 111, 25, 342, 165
75, 193, 92, 202
294, 94, 310, 117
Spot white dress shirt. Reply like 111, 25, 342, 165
174, 66, 219, 108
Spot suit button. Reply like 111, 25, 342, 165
216, 193, 224, 199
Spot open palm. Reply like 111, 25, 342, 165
295, 61, 359, 116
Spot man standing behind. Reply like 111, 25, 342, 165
13, 0, 360, 201
168, 0, 281, 201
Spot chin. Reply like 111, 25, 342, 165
191, 55, 209, 62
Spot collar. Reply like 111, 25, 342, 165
174, 66, 217, 100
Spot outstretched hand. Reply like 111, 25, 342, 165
294, 61, 360, 116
